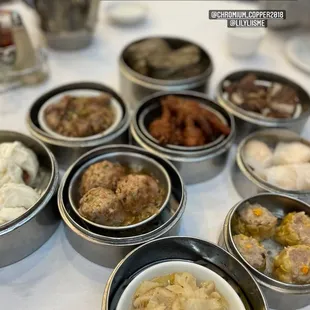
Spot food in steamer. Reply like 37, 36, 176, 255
233, 234, 267, 271
275, 212, 310, 246
243, 139, 310, 191
224, 73, 300, 119
44, 93, 115, 138
78, 160, 166, 227
124, 38, 208, 80
149, 95, 230, 147
0, 141, 45, 225
233, 203, 278, 240
132, 272, 228, 310
273, 245, 310, 284
232, 202, 310, 284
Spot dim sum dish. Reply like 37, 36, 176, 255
216, 70, 310, 142
0, 140, 49, 225
58, 145, 186, 268
28, 82, 130, 170
69, 152, 171, 230
233, 129, 310, 203
243, 135, 310, 191
38, 90, 123, 141
223, 73, 301, 119
222, 193, 310, 310
146, 95, 231, 149
122, 38, 210, 81
0, 131, 59, 267
131, 91, 235, 184
116, 261, 246, 310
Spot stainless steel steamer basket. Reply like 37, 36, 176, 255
216, 70, 310, 142
232, 129, 310, 203
221, 193, 310, 310
27, 82, 130, 170
131, 91, 236, 184
0, 131, 59, 267
58, 145, 186, 268
119, 36, 213, 108
101, 236, 268, 310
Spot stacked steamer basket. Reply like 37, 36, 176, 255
131, 91, 235, 184
102, 237, 268, 310
27, 82, 130, 170
220, 193, 310, 310
216, 70, 310, 142
119, 36, 213, 108
58, 145, 186, 268
0, 131, 59, 267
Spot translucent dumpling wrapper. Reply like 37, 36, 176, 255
272, 142, 310, 166
243, 140, 273, 176
264, 165, 298, 190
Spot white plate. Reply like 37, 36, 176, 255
106, 2, 148, 25
38, 89, 123, 142
286, 34, 310, 75
117, 261, 246, 310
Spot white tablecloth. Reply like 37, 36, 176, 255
0, 1, 309, 309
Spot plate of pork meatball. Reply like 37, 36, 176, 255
231, 201, 310, 285
69, 153, 171, 230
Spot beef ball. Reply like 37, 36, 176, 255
275, 212, 310, 246
79, 187, 126, 226
233, 234, 267, 271
273, 245, 310, 284
116, 174, 161, 214
234, 203, 278, 240
80, 160, 126, 196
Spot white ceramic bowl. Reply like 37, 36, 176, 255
38, 89, 123, 142
227, 28, 266, 58
106, 2, 148, 25
116, 261, 246, 310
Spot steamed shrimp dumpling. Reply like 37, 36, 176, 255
272, 142, 310, 166
243, 140, 273, 174
264, 165, 298, 190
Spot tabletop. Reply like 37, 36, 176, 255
0, 1, 310, 310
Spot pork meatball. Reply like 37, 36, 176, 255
234, 203, 278, 240
116, 174, 161, 214
273, 245, 310, 284
233, 234, 267, 271
80, 160, 125, 195
79, 187, 126, 226
275, 212, 310, 246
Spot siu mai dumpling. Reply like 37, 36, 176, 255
264, 165, 298, 190
272, 142, 310, 166
243, 140, 273, 173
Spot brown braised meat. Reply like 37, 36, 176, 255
224, 74, 300, 119
124, 38, 206, 80
80, 160, 126, 196
44, 93, 114, 137
148, 95, 230, 147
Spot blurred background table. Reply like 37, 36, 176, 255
0, 1, 309, 309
